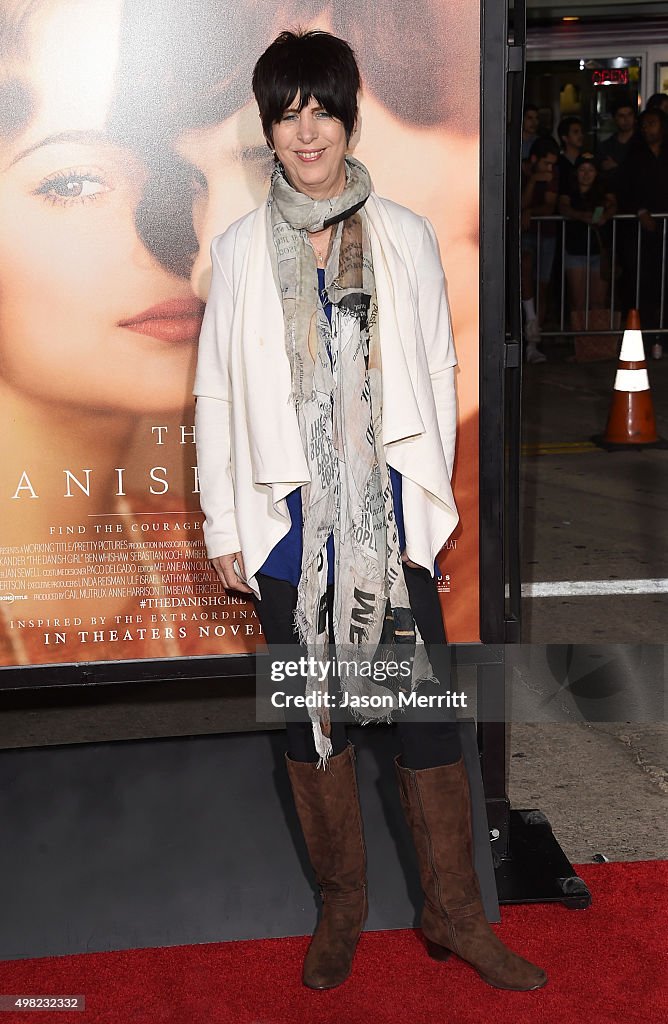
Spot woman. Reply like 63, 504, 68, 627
194, 30, 547, 993
558, 153, 616, 322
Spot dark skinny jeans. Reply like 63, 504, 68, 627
254, 565, 461, 769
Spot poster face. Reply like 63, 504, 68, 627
0, 0, 479, 670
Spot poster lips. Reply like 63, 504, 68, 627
118, 298, 204, 342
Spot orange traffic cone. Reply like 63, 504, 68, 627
597, 310, 664, 449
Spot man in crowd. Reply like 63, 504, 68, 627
521, 136, 560, 362
598, 99, 638, 198
557, 115, 585, 198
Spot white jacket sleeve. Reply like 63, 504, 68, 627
193, 240, 240, 559
416, 217, 458, 481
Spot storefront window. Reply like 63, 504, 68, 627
525, 56, 641, 153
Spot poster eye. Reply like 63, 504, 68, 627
35, 172, 109, 204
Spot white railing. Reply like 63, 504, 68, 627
530, 212, 668, 335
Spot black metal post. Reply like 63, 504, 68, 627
475, 0, 591, 910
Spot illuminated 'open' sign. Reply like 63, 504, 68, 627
591, 69, 630, 86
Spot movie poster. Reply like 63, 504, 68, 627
0, 0, 480, 671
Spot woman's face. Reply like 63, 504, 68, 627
577, 162, 596, 188
0, 0, 202, 413
270, 95, 348, 202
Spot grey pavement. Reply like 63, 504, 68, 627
520, 347, 668, 643
515, 344, 667, 862
507, 721, 666, 862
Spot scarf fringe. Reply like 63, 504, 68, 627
345, 705, 396, 727
312, 719, 333, 770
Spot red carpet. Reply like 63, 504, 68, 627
0, 861, 665, 1024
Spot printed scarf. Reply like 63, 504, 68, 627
268, 157, 436, 765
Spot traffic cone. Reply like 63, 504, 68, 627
596, 310, 664, 450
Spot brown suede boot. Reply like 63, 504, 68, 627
395, 755, 547, 991
286, 742, 368, 989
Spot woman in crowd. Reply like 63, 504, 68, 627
194, 29, 547, 994
521, 136, 560, 362
559, 153, 616, 323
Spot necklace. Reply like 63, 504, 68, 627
308, 228, 332, 267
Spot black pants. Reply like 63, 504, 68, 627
254, 567, 461, 769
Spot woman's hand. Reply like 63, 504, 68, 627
601, 193, 617, 226
210, 552, 254, 594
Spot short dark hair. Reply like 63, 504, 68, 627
529, 136, 559, 160
646, 92, 668, 111
252, 30, 360, 144
611, 98, 635, 117
523, 103, 538, 115
557, 115, 583, 144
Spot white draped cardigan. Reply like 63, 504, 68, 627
193, 192, 459, 599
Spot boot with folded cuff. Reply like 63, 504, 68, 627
395, 754, 548, 991
285, 742, 368, 989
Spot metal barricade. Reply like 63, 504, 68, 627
529, 212, 668, 335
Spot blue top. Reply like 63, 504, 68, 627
259, 269, 405, 585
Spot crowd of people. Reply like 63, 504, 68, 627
521, 92, 668, 363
